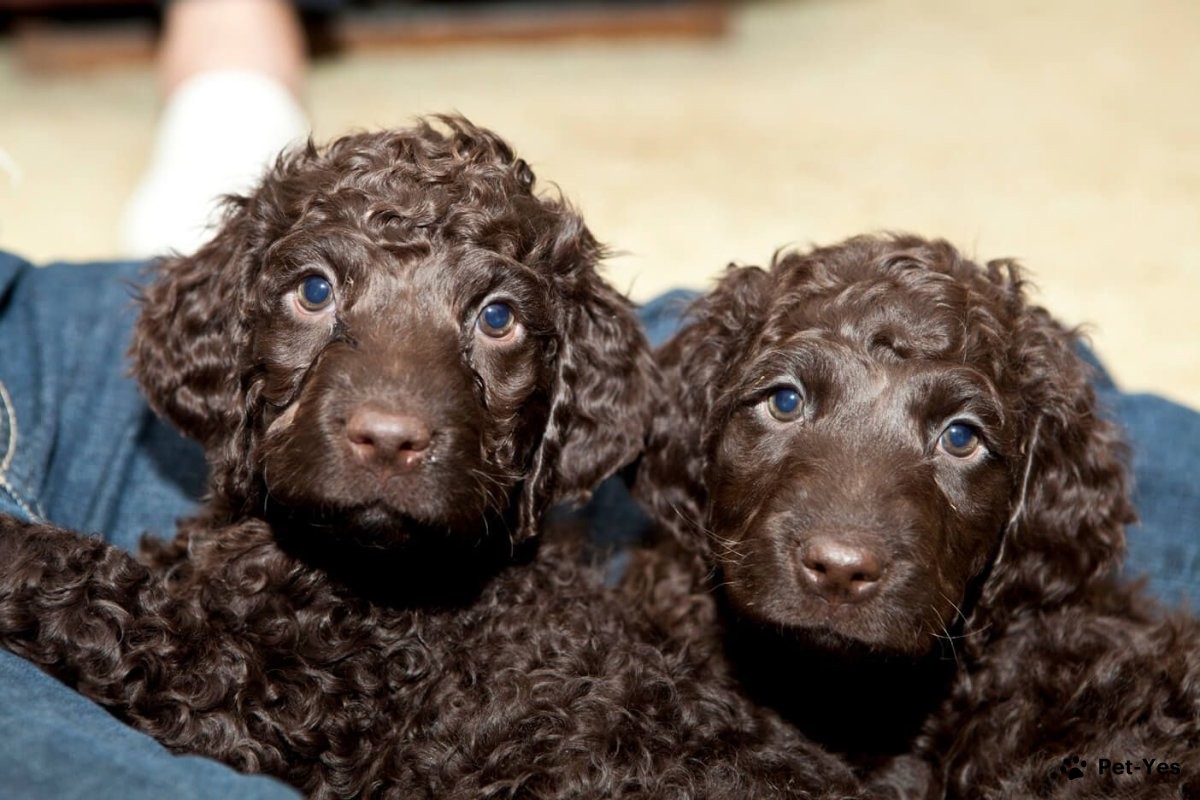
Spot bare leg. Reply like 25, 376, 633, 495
160, 0, 307, 97
120, 0, 311, 258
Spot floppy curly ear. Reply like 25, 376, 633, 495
517, 273, 657, 540
632, 264, 773, 564
129, 199, 261, 499
973, 272, 1133, 629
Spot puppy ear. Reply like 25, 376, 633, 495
517, 272, 657, 540
129, 197, 265, 501
554, 278, 657, 500
633, 265, 773, 564
973, 264, 1133, 630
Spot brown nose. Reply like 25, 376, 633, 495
345, 406, 431, 473
797, 536, 884, 603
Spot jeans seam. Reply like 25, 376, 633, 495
0, 476, 43, 522
0, 378, 15, 477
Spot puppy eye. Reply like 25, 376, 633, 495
297, 275, 334, 312
477, 302, 516, 338
766, 386, 803, 422
938, 422, 982, 458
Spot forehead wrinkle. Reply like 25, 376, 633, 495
342, 247, 501, 307
851, 296, 960, 360
333, 250, 454, 331
811, 263, 989, 358
764, 281, 956, 365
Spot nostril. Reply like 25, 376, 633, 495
345, 406, 432, 470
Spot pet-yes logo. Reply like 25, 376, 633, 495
1050, 754, 1183, 783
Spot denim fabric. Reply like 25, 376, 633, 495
0, 257, 1196, 797
1104, 390, 1200, 608
0, 253, 206, 549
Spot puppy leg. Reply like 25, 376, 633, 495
0, 515, 164, 695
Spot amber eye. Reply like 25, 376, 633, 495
477, 302, 516, 338
766, 386, 803, 422
938, 422, 982, 458
297, 275, 334, 312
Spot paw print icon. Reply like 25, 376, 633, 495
1056, 755, 1087, 781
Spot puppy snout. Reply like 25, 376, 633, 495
796, 536, 885, 604
345, 405, 432, 473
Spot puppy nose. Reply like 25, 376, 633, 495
796, 537, 884, 603
345, 406, 431, 473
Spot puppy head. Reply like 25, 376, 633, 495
131, 116, 654, 545
638, 234, 1130, 656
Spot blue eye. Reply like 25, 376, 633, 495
297, 275, 333, 311
939, 422, 981, 458
767, 387, 803, 421
477, 302, 516, 338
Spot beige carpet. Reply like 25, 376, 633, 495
1, 0, 1197, 407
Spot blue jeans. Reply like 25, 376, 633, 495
0, 258, 1197, 798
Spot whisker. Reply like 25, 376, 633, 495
928, 605, 961, 666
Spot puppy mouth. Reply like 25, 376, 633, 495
730, 590, 886, 645
780, 622, 897, 659
778, 611, 938, 658
266, 496, 493, 549
343, 501, 436, 536
721, 562, 940, 657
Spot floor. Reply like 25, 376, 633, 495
1, 0, 1197, 407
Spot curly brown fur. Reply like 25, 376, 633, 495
0, 118, 863, 799
631, 234, 1200, 798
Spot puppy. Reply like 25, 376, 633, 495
631, 233, 1200, 799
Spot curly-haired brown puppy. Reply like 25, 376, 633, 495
0, 118, 863, 799
630, 234, 1200, 799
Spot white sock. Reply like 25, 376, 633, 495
120, 69, 309, 258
